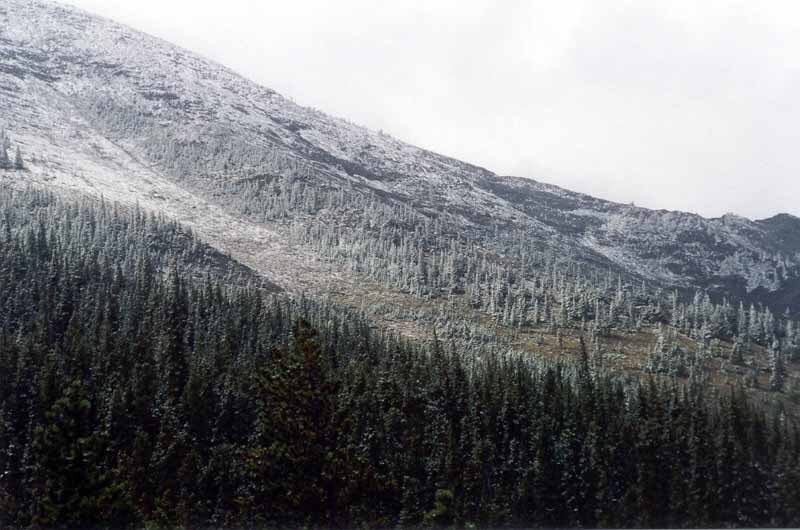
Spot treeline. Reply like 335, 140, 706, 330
72, 87, 800, 374
216, 171, 800, 355
1, 190, 800, 529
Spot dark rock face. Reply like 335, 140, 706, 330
2, 0, 799, 311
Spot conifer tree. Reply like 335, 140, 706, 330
0, 129, 10, 169
770, 339, 786, 392
14, 146, 23, 170
730, 336, 744, 365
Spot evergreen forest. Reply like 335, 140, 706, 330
1, 187, 799, 529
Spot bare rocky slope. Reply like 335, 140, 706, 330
2, 0, 799, 312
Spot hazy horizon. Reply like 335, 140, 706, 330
60, 0, 800, 220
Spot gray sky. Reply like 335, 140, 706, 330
62, 0, 800, 219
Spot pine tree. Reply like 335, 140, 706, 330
730, 336, 744, 365
29, 379, 132, 528
13, 146, 23, 170
246, 319, 343, 526
787, 320, 799, 362
769, 339, 786, 392
0, 130, 10, 169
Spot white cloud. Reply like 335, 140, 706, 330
61, 0, 800, 219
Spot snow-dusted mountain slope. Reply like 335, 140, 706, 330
2, 0, 799, 310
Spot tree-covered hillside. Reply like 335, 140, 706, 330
3, 0, 800, 429
1, 190, 800, 529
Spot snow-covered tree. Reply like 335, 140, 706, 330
730, 336, 744, 365
14, 146, 23, 170
0, 129, 10, 169
769, 339, 786, 392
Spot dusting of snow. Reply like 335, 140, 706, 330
1, 0, 799, 302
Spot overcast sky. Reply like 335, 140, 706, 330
62, 0, 800, 219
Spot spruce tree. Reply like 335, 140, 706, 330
0, 130, 9, 169
769, 339, 786, 392
730, 336, 744, 365
13, 146, 23, 170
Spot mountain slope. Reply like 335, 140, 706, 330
1, 0, 799, 312
2, 187, 797, 530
